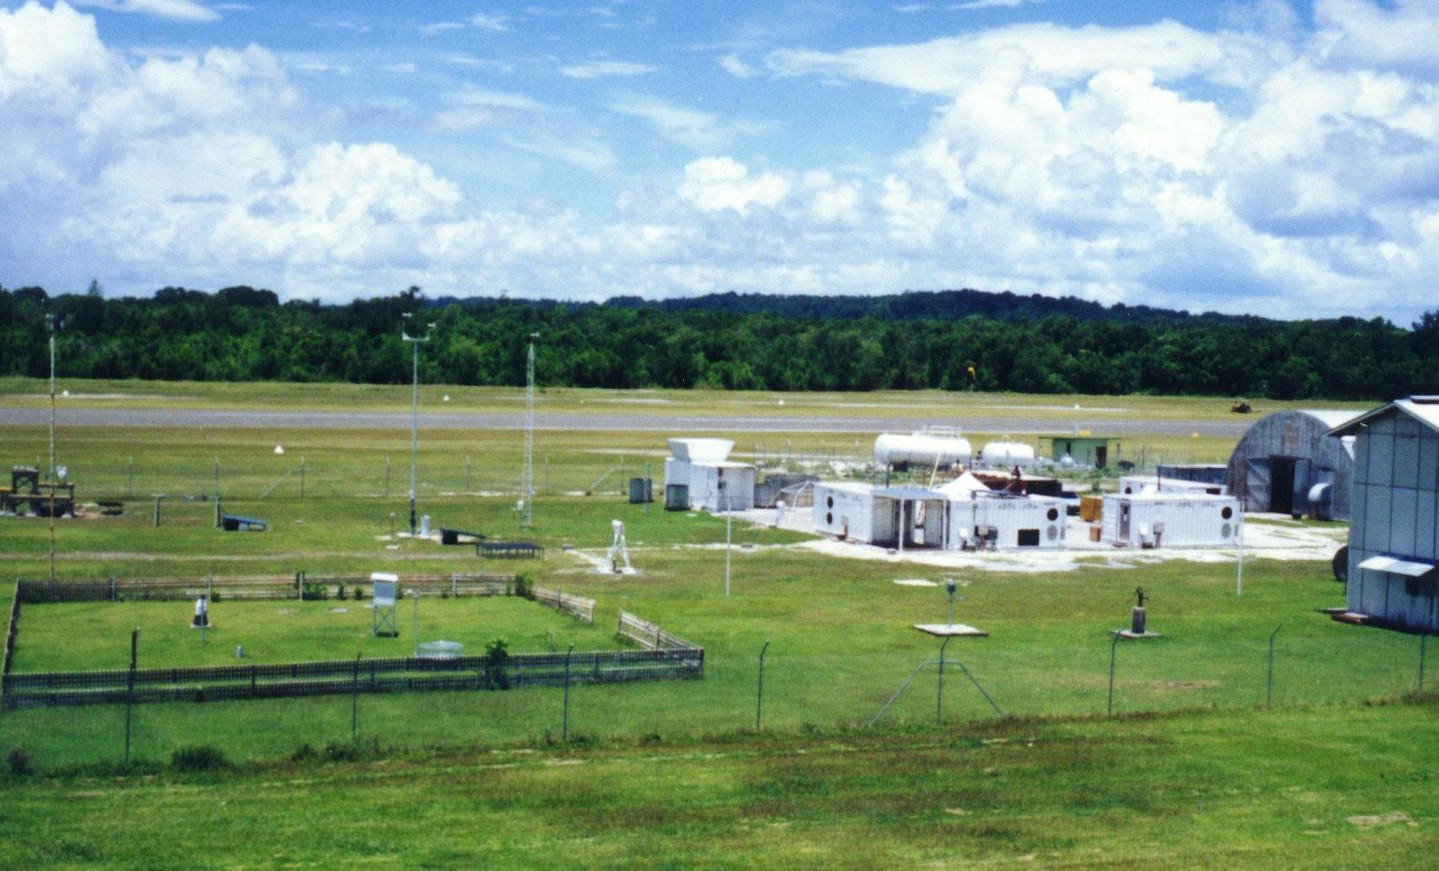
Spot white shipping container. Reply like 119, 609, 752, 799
1101, 493, 1240, 547
814, 482, 884, 542
947, 495, 1065, 549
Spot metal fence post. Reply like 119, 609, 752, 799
1266, 624, 1282, 707
352, 653, 361, 741
756, 639, 770, 731
562, 644, 575, 742
1420, 633, 1428, 692
1107, 633, 1120, 716
124, 627, 139, 765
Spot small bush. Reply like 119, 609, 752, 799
7, 748, 33, 777
336, 584, 347, 601
209, 591, 222, 603
324, 737, 379, 762
513, 573, 532, 599
353, 586, 365, 601
290, 743, 317, 762
170, 745, 229, 772
302, 582, 329, 601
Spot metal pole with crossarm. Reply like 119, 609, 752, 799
401, 313, 435, 537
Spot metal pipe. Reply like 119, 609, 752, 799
937, 635, 951, 724
124, 627, 139, 765
756, 639, 770, 731
562, 644, 575, 741
1267, 624, 1282, 707
1107, 633, 1121, 715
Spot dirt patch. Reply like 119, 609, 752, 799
1154, 680, 1221, 691
1346, 812, 1416, 828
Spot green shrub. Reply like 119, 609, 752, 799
513, 573, 531, 599
170, 745, 229, 772
484, 637, 511, 689
7, 748, 33, 777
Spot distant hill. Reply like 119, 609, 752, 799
596, 289, 1248, 325
3, 282, 1435, 399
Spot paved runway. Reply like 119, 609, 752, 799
0, 406, 1252, 438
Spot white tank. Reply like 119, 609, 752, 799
874, 432, 972, 467
980, 441, 1036, 467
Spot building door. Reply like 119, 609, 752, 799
1269, 456, 1297, 515
1095, 446, 1108, 468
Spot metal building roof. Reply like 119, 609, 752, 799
1327, 397, 1439, 436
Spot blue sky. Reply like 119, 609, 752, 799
2, 0, 1437, 324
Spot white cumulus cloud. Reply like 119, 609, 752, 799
678, 157, 791, 214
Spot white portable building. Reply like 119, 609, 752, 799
813, 474, 1066, 551
813, 482, 948, 549
1101, 493, 1241, 547
1119, 476, 1225, 497
946, 494, 1065, 549
815, 482, 883, 543
664, 438, 756, 511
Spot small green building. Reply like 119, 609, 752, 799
1041, 435, 1116, 469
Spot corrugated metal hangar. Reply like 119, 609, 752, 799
1225, 409, 1358, 519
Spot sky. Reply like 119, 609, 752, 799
1, 1, 1437, 324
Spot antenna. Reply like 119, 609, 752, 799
521, 332, 538, 529
402, 312, 436, 537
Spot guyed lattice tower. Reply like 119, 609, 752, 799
520, 334, 537, 528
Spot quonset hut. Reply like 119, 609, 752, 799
1225, 409, 1359, 519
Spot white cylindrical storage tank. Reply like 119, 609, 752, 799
980, 441, 1036, 468
873, 433, 972, 467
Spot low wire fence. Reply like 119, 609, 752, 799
1, 577, 698, 708
2, 648, 703, 709
14, 572, 519, 605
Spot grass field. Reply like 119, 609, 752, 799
2, 703, 1435, 869
0, 380, 1430, 868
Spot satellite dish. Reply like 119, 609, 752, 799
274, 445, 285, 455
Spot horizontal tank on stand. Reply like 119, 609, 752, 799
873, 432, 972, 468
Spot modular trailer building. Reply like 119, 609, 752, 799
1100, 493, 1242, 548
812, 477, 1064, 551
663, 438, 756, 512
1329, 398, 1439, 633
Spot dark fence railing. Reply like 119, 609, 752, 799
2, 583, 21, 682
15, 572, 519, 604
3, 647, 703, 709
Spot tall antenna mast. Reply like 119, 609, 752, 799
521, 333, 538, 528
402, 312, 436, 537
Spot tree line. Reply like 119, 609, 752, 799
2, 283, 1436, 400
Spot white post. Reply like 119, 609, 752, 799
1236, 511, 1245, 597
725, 503, 732, 597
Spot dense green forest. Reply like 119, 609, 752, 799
2, 283, 1436, 400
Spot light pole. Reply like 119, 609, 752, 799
46, 313, 57, 581
401, 313, 435, 537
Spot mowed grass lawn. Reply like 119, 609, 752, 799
0, 381, 1429, 868
2, 702, 1436, 870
